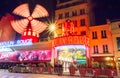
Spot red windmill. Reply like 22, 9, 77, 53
11, 3, 49, 42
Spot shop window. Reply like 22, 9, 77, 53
80, 19, 85, 26
101, 30, 107, 38
58, 14, 63, 19
92, 31, 97, 39
72, 10, 77, 16
93, 45, 98, 54
65, 12, 69, 18
80, 9, 85, 15
103, 45, 108, 53
117, 37, 120, 51
81, 31, 86, 35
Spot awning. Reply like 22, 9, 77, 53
0, 41, 52, 52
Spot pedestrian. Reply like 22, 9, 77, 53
54, 62, 58, 73
58, 61, 63, 76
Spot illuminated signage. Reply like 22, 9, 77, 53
0, 39, 32, 47
56, 45, 86, 64
0, 47, 13, 52
0, 50, 51, 62
54, 36, 89, 46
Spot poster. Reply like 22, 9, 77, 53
56, 45, 86, 64
0, 50, 51, 62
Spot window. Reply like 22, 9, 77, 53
81, 31, 86, 35
58, 23, 62, 29
65, 12, 69, 18
58, 14, 63, 19
73, 20, 77, 27
74, 32, 77, 35
72, 10, 77, 16
117, 37, 120, 51
92, 31, 97, 39
103, 45, 108, 53
80, 9, 85, 15
80, 19, 85, 26
101, 30, 107, 38
58, 34, 62, 37
118, 24, 120, 28
93, 45, 98, 54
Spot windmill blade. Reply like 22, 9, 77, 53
13, 3, 30, 18
31, 4, 49, 18
11, 19, 29, 34
31, 19, 47, 33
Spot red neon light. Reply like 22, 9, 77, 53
53, 36, 89, 47
63, 20, 74, 36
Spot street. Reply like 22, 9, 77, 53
0, 70, 88, 78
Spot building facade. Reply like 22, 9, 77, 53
0, 0, 119, 75
0, 13, 16, 42
89, 23, 115, 68
55, 0, 95, 37
55, 0, 115, 69
110, 19, 120, 75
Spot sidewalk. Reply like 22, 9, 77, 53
0, 69, 90, 78
0, 69, 120, 78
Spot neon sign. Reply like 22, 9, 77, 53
0, 50, 51, 62
0, 39, 32, 47
53, 36, 89, 46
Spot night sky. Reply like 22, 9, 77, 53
0, 0, 120, 38
0, 0, 56, 19
0, 0, 120, 24
0, 0, 120, 25
0, 0, 56, 39
92, 0, 120, 24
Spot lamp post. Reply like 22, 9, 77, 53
48, 23, 57, 38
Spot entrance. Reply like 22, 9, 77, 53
55, 45, 87, 72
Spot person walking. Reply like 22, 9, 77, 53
57, 61, 63, 76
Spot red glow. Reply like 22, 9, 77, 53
0, 50, 51, 62
11, 19, 29, 34
11, 3, 49, 34
53, 36, 89, 47
32, 4, 49, 18
13, 3, 30, 17
63, 20, 74, 36
27, 16, 33, 21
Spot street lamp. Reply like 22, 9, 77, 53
48, 23, 58, 38
49, 23, 56, 32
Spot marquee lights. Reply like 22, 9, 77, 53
54, 36, 89, 47
0, 39, 32, 47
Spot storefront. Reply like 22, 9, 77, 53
53, 35, 89, 72
91, 56, 115, 69
0, 39, 52, 64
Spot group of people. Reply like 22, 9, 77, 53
54, 61, 63, 76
